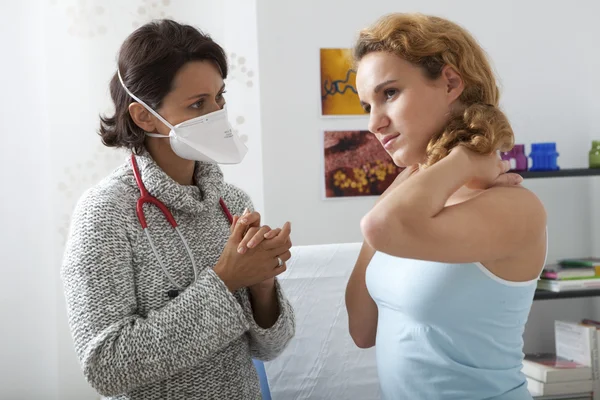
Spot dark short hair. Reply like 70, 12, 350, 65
99, 19, 228, 154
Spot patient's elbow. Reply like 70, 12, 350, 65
350, 329, 376, 349
354, 337, 376, 349
348, 320, 376, 349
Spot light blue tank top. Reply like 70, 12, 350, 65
366, 252, 541, 400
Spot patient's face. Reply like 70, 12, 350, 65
356, 52, 461, 167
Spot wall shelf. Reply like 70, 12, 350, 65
534, 289, 600, 301
518, 168, 600, 179
524, 169, 599, 301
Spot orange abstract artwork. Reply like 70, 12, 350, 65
324, 130, 403, 198
320, 48, 366, 116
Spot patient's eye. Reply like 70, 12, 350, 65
384, 88, 398, 100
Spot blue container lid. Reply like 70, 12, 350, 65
531, 142, 556, 151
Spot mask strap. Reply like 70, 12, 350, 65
117, 69, 175, 131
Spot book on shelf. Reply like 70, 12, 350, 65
531, 392, 592, 400
522, 353, 592, 383
583, 320, 600, 329
559, 258, 600, 269
527, 377, 593, 397
542, 264, 597, 280
554, 320, 600, 400
538, 279, 600, 292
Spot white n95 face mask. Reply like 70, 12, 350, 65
117, 70, 247, 164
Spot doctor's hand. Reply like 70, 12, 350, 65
248, 221, 292, 292
229, 211, 292, 292
232, 210, 289, 254
214, 216, 291, 292
230, 209, 274, 254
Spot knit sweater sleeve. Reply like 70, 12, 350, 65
224, 185, 296, 361
236, 283, 296, 361
61, 188, 250, 397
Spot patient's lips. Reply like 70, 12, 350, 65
382, 133, 400, 149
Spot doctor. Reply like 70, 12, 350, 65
61, 19, 295, 400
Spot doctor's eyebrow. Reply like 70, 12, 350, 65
186, 84, 227, 100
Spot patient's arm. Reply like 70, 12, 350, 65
345, 165, 418, 348
345, 241, 378, 348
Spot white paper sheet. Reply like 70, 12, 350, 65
264, 243, 381, 400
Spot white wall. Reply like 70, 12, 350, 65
1, 1, 262, 399
256, 0, 600, 354
219, 0, 266, 214
0, 1, 58, 399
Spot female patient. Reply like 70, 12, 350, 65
345, 13, 546, 399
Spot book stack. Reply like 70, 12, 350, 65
537, 258, 600, 292
524, 353, 593, 399
525, 320, 600, 399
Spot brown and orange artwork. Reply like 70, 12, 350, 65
324, 130, 403, 198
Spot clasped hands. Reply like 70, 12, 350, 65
214, 208, 292, 293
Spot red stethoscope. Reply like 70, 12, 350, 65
131, 154, 233, 299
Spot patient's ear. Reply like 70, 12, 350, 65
441, 65, 464, 105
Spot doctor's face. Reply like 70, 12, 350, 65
128, 60, 227, 140
152, 60, 227, 134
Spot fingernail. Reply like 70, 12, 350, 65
516, 175, 523, 183
247, 240, 255, 248
240, 218, 248, 224
237, 246, 246, 254
243, 208, 249, 215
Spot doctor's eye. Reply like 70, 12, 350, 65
216, 90, 227, 102
190, 99, 204, 109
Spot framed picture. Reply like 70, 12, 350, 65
320, 48, 366, 117
323, 130, 403, 198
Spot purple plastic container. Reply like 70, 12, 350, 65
501, 144, 528, 171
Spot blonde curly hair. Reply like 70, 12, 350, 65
353, 13, 514, 166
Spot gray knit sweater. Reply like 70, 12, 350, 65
61, 153, 295, 399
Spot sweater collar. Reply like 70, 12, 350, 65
126, 153, 224, 215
